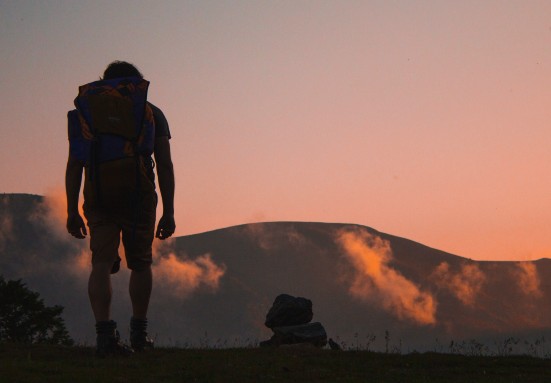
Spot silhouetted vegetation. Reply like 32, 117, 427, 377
0, 276, 73, 345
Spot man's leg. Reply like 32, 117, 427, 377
129, 265, 152, 319
88, 262, 113, 321
124, 219, 155, 350
86, 210, 132, 356
128, 265, 154, 351
87, 214, 120, 322
123, 190, 157, 351
89, 260, 133, 357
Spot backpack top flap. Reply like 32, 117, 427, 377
71, 77, 155, 164
75, 77, 149, 140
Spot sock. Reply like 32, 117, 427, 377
130, 317, 148, 336
96, 320, 117, 336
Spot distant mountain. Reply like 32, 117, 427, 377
1, 193, 550, 351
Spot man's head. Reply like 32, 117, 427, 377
102, 61, 143, 80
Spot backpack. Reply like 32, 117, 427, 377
68, 77, 156, 210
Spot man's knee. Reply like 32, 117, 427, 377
91, 261, 115, 274
127, 259, 152, 272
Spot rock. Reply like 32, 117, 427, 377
264, 294, 313, 329
260, 322, 327, 348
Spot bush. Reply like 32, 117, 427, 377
0, 276, 73, 345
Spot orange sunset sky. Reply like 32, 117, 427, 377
1, 1, 549, 261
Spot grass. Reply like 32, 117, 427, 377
1, 342, 551, 383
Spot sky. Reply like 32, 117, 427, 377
1, 0, 550, 261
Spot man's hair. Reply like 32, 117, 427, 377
102, 61, 144, 80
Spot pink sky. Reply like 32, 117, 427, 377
1, 1, 550, 261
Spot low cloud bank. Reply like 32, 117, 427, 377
432, 262, 485, 306
242, 222, 306, 251
155, 253, 225, 297
336, 228, 437, 325
515, 262, 542, 298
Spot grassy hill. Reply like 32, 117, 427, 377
1, 343, 550, 383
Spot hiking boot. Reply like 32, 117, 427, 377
130, 333, 154, 351
130, 317, 154, 351
95, 320, 134, 357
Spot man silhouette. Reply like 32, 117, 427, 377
66, 61, 175, 356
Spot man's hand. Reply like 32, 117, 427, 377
67, 213, 87, 239
156, 215, 175, 240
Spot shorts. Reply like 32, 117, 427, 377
84, 192, 157, 271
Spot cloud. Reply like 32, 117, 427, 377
154, 253, 226, 297
29, 189, 90, 272
336, 228, 437, 325
432, 262, 485, 306
0, 195, 14, 250
152, 236, 226, 297
30, 188, 82, 241
67, 248, 92, 276
515, 262, 542, 298
241, 222, 306, 251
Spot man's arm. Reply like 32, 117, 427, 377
65, 155, 87, 239
154, 136, 176, 239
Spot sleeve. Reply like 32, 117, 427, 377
148, 102, 172, 139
